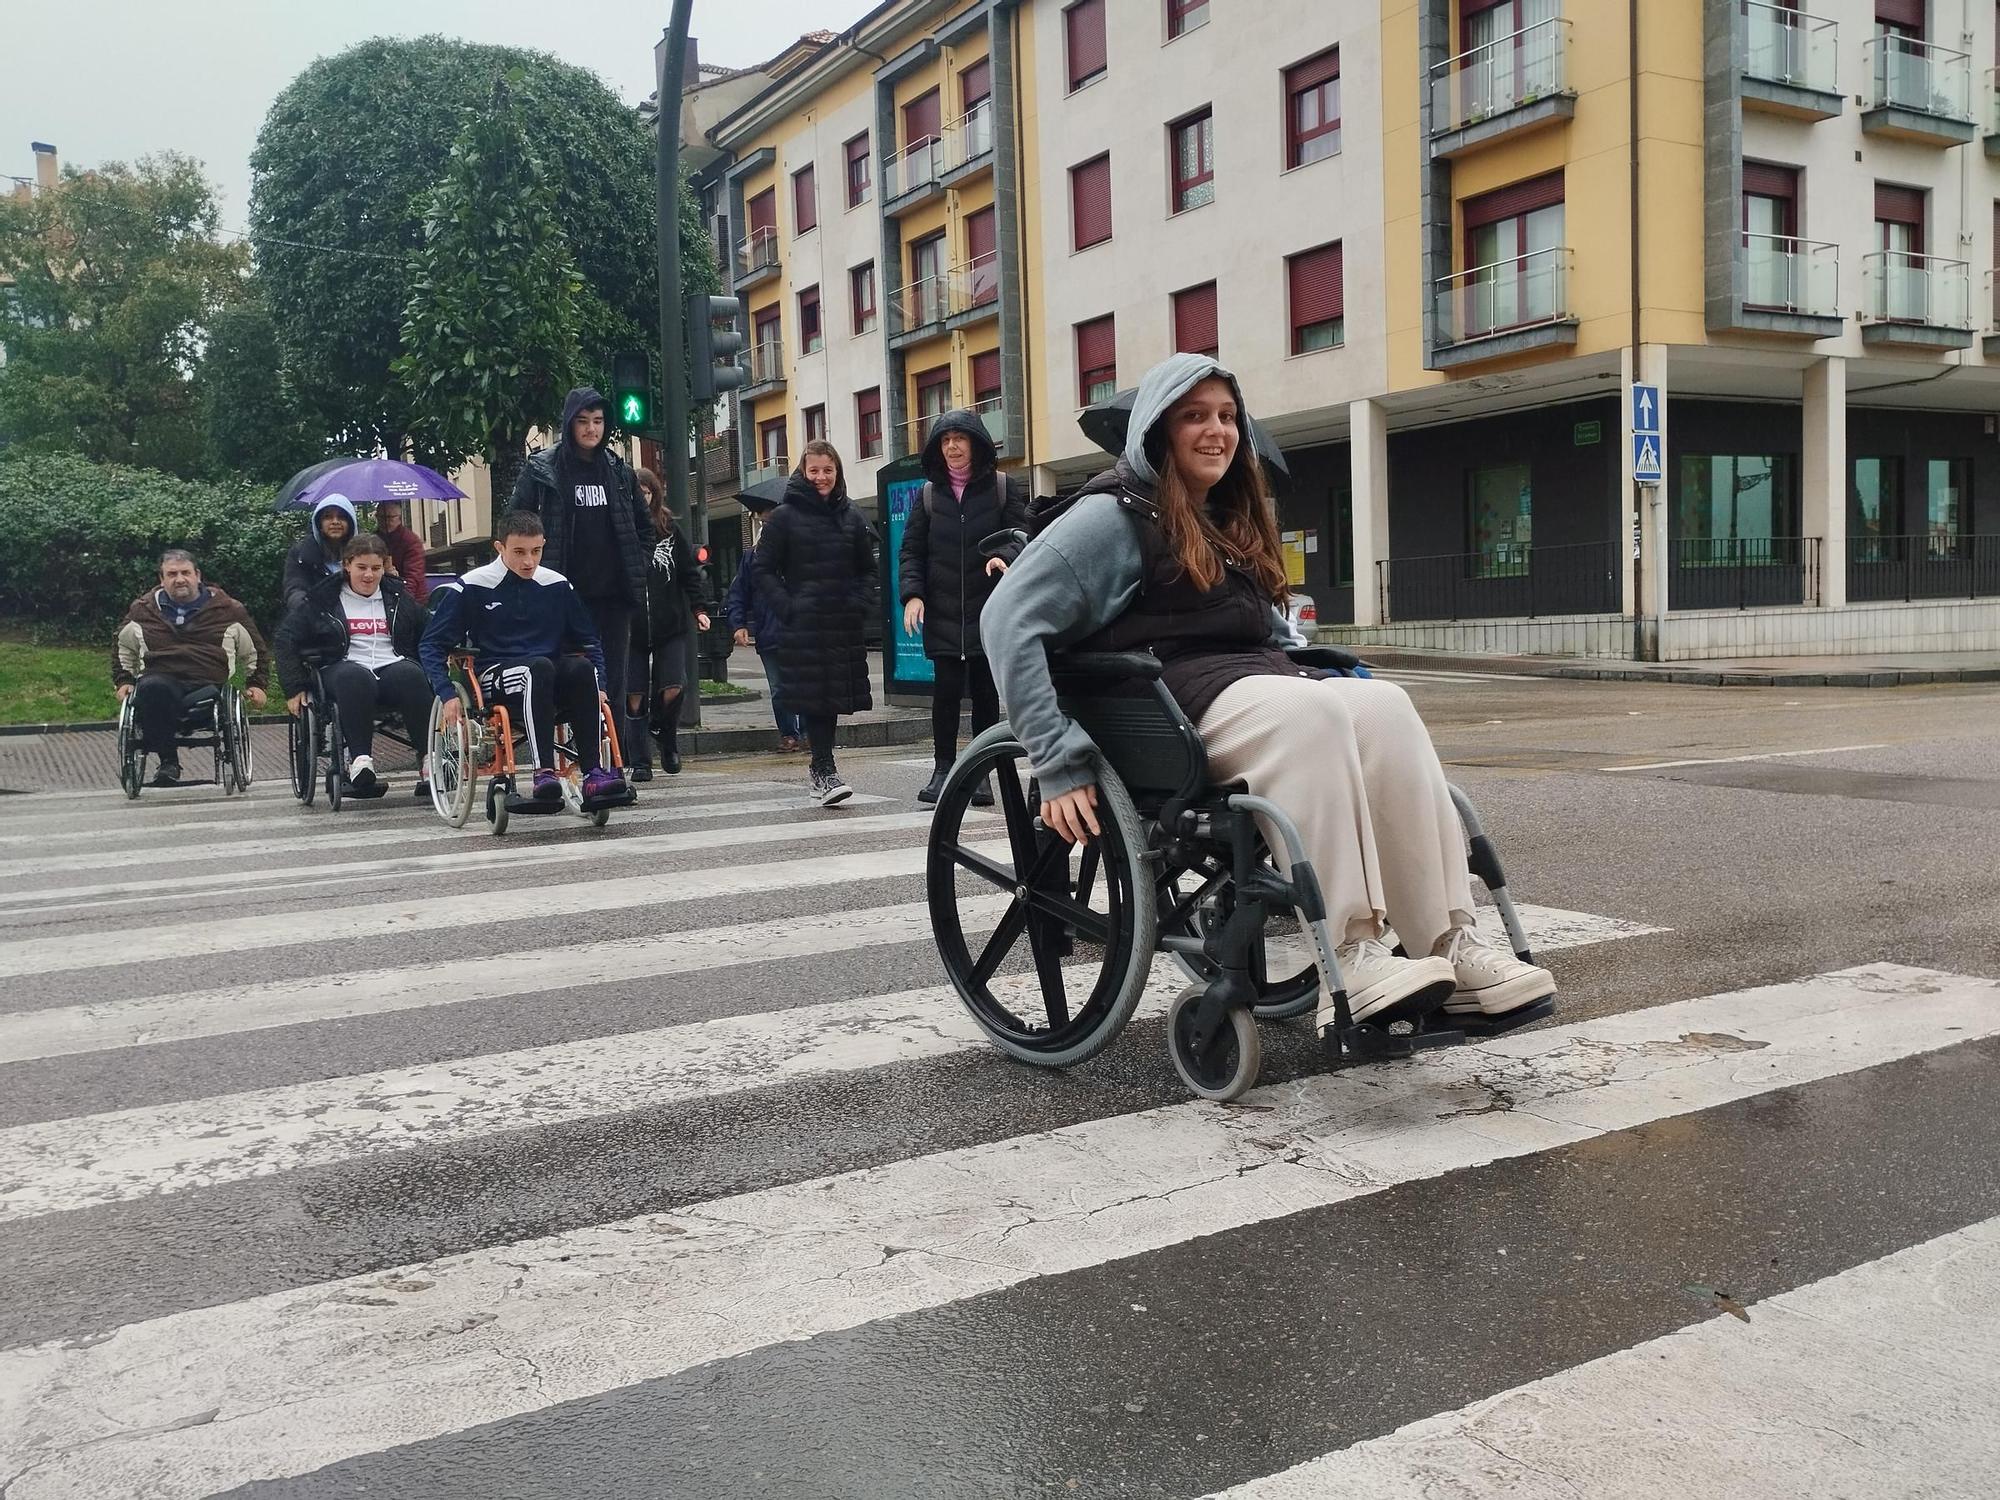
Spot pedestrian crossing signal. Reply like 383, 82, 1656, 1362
611, 351, 651, 433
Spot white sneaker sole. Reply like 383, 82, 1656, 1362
1444, 966, 1557, 1017
817, 784, 853, 808
1321, 955, 1458, 1029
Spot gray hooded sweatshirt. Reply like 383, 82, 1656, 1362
982, 353, 1303, 799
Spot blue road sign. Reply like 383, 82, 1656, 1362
1632, 384, 1661, 434
1632, 433, 1663, 485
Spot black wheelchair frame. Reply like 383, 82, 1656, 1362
924, 648, 1544, 1101
117, 683, 253, 800
286, 658, 421, 812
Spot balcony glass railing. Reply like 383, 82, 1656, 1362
943, 102, 994, 172
734, 227, 779, 280
1988, 66, 2000, 133
1434, 246, 1572, 344
959, 253, 1000, 313
1742, 234, 1839, 316
1863, 251, 1970, 328
882, 135, 944, 201
1429, 16, 1570, 135
746, 451, 788, 487
971, 396, 1006, 448
1863, 33, 1971, 120
890, 275, 950, 337
747, 340, 785, 387
1741, 1, 1837, 94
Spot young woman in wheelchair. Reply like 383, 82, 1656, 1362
275, 534, 434, 798
984, 354, 1555, 1039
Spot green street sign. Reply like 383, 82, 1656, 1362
1573, 420, 1602, 446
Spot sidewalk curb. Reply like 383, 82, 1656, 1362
1353, 647, 2000, 689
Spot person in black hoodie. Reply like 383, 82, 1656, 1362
281, 495, 358, 612
754, 439, 877, 808
510, 387, 655, 763
627, 466, 713, 779
898, 409, 1029, 804
275, 534, 433, 798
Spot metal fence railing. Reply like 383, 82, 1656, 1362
1848, 533, 2000, 602
1377, 540, 1620, 624
1669, 536, 1818, 611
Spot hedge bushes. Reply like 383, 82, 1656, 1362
0, 453, 301, 639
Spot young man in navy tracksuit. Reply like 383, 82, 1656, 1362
420, 509, 621, 806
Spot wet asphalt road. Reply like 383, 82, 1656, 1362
0, 669, 1996, 1498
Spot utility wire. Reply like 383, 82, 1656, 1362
216, 227, 404, 261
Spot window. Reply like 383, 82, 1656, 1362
745, 187, 777, 265
1875, 0, 1924, 40
1467, 463, 1532, 578
856, 388, 883, 459
972, 349, 1003, 409
845, 133, 871, 208
910, 232, 948, 326
1066, 0, 1107, 91
792, 164, 817, 236
803, 404, 827, 443
965, 207, 998, 307
851, 262, 877, 335
1169, 108, 1214, 213
797, 285, 822, 354
1875, 182, 1928, 321
915, 364, 953, 446
1076, 314, 1116, 406
1287, 243, 1344, 353
1925, 458, 1970, 548
753, 306, 782, 377
1850, 456, 1905, 560
757, 416, 787, 470
1461, 173, 1565, 336
1167, 0, 1209, 39
904, 87, 942, 150
1173, 281, 1219, 356
1462, 0, 1563, 115
1676, 454, 1799, 553
1742, 161, 1800, 310
1071, 152, 1112, 250
960, 57, 991, 112
1285, 49, 1342, 168
1331, 476, 1355, 589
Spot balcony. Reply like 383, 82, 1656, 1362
1730, 233, 1841, 337
745, 449, 789, 490
1861, 35, 1975, 146
1431, 246, 1577, 367
742, 340, 787, 398
940, 102, 995, 187
1739, 2, 1840, 120
1860, 251, 1973, 350
732, 227, 780, 290
1985, 270, 2000, 358
887, 259, 1000, 349
908, 398, 1008, 457
882, 135, 945, 213
1428, 16, 1574, 160
1986, 68, 2000, 157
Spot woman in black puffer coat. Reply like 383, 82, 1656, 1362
897, 409, 1029, 803
753, 439, 878, 807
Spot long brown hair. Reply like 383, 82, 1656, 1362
635, 466, 669, 533
1151, 404, 1289, 602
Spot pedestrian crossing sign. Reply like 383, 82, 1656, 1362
1632, 433, 1662, 485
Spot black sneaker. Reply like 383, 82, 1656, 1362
413, 780, 430, 800
629, 765, 654, 783
810, 768, 853, 808
148, 759, 183, 788
917, 767, 948, 804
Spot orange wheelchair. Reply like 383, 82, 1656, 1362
425, 651, 634, 835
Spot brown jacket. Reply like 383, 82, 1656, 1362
111, 586, 270, 691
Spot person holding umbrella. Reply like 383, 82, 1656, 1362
374, 501, 428, 602
724, 482, 802, 751
509, 388, 654, 761
273, 459, 465, 613
627, 466, 712, 779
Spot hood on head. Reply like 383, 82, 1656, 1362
559, 387, 608, 450
783, 467, 848, 510
920, 409, 998, 487
1120, 353, 1253, 489
311, 494, 358, 540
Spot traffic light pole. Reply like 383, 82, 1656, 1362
656, 0, 701, 728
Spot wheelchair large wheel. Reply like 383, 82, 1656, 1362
117, 700, 142, 800
288, 702, 318, 806
428, 692, 478, 828
1166, 984, 1261, 1102
927, 724, 1157, 1068
324, 707, 346, 813
1163, 857, 1320, 1022
228, 691, 254, 792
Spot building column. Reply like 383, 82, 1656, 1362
1349, 398, 1391, 626
1802, 355, 1847, 609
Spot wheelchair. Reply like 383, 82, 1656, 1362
117, 682, 253, 799
924, 648, 1546, 1102
426, 652, 635, 836
286, 657, 421, 812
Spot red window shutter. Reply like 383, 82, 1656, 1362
960, 58, 991, 110
792, 166, 816, 234
748, 188, 776, 234
1742, 161, 1798, 199
1287, 47, 1341, 94
1462, 171, 1565, 230
1288, 244, 1343, 328
1066, 0, 1107, 88
1876, 0, 1925, 28
857, 387, 881, 422
1071, 154, 1112, 249
1076, 315, 1116, 402
904, 89, 941, 147
966, 207, 997, 265
754, 307, 781, 344
1462, 0, 1512, 14
1875, 183, 1926, 225
972, 350, 1002, 402
1173, 282, 1218, 355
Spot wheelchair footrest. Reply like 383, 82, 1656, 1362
1445, 996, 1556, 1039
503, 796, 569, 816
1320, 1021, 1466, 1064
581, 786, 639, 812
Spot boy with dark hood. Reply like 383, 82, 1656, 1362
509, 387, 655, 759
281, 496, 357, 613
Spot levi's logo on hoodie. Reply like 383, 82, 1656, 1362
573, 484, 608, 508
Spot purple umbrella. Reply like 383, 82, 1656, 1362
272, 458, 466, 514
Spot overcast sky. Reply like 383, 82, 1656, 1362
2, 0, 870, 230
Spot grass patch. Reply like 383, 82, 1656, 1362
0, 641, 119, 724
699, 679, 752, 699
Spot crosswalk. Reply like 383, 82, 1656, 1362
0, 763, 1993, 1499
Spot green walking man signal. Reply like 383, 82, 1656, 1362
611, 351, 651, 431
688, 295, 747, 403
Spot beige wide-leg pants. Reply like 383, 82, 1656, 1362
1196, 674, 1476, 956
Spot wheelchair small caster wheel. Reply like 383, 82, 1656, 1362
485, 778, 510, 836
1166, 985, 1260, 1102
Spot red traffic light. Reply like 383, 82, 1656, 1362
695, 545, 710, 564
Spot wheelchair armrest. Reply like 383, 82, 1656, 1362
1051, 650, 1164, 682
979, 527, 1028, 562
1287, 646, 1365, 673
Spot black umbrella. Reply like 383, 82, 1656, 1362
1078, 388, 1292, 496
735, 473, 788, 513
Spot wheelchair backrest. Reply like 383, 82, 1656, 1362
1055, 676, 1209, 803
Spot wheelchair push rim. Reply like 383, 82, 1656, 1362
926, 725, 1157, 1067
288, 702, 318, 805
230, 692, 254, 792
117, 700, 142, 800
428, 692, 479, 828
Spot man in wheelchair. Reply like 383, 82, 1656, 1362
111, 550, 269, 787
275, 534, 433, 798
984, 354, 1555, 1045
419, 509, 623, 808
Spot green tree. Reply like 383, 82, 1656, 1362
394, 78, 583, 504
0, 153, 247, 477
250, 36, 718, 460
199, 294, 322, 483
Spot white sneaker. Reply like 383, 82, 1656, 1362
1321, 937, 1457, 1030
1436, 925, 1556, 1016
346, 754, 378, 794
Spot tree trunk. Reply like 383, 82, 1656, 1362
487, 431, 527, 531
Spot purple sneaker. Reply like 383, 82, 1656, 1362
532, 769, 564, 803
581, 767, 625, 804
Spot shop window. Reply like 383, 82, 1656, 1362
1925, 457, 1971, 553
1850, 456, 1904, 560
1676, 454, 1799, 556
1466, 462, 1532, 578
